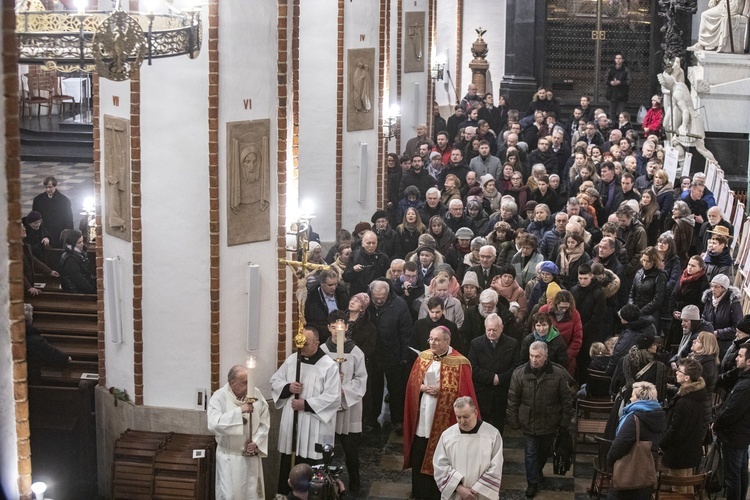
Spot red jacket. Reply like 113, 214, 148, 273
539, 304, 583, 376
642, 107, 663, 137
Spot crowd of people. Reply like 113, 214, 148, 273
209, 85, 749, 500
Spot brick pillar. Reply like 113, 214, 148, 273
277, 0, 290, 366
92, 73, 106, 387
130, 73, 143, 405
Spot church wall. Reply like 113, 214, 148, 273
0, 1, 21, 493
297, 1, 339, 239
341, 0, 382, 228
400, 0, 431, 144
461, 0, 505, 97
216, 0, 281, 396
98, 80, 135, 398
434, 0, 458, 110
138, 39, 212, 408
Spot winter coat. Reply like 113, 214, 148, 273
395, 226, 423, 260
304, 283, 350, 341
538, 228, 565, 261
418, 202, 448, 227
691, 354, 719, 396
468, 334, 520, 425
701, 287, 743, 356
507, 361, 574, 436
629, 267, 667, 319
375, 227, 401, 259
539, 304, 583, 375
555, 248, 591, 290
704, 247, 734, 283
617, 218, 647, 278
661, 255, 682, 311
714, 369, 750, 449
412, 316, 459, 353
398, 168, 436, 199
59, 247, 96, 294
660, 379, 709, 469
485, 234, 516, 269
367, 290, 414, 365
520, 327, 568, 367
606, 319, 657, 376
527, 218, 553, 242
570, 282, 606, 347
669, 271, 708, 315
607, 408, 667, 484
511, 250, 544, 288
672, 216, 695, 266
343, 248, 390, 296
491, 278, 528, 322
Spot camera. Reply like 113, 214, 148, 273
309, 443, 344, 499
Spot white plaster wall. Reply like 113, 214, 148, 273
298, 1, 339, 240
0, 4, 20, 495
435, 0, 458, 109
401, 0, 431, 144
217, 0, 280, 396
342, 0, 382, 229
461, 0, 505, 96
139, 6, 211, 409
98, 80, 135, 398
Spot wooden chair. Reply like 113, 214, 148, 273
49, 70, 75, 116
589, 436, 613, 499
652, 472, 707, 500
21, 67, 53, 118
587, 369, 613, 401
573, 399, 613, 474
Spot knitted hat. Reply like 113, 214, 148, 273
540, 261, 559, 275
455, 227, 474, 240
429, 151, 442, 160
351, 292, 370, 311
618, 304, 641, 323
416, 245, 436, 256
26, 211, 42, 223
470, 237, 487, 251
545, 282, 562, 302
711, 274, 730, 290
736, 315, 750, 335
354, 221, 371, 234
680, 304, 701, 321
462, 271, 481, 289
480, 174, 495, 188
371, 210, 388, 224
636, 333, 656, 350
500, 265, 516, 279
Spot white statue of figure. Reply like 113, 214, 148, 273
688, 0, 749, 52
658, 61, 719, 166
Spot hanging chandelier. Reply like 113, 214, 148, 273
16, 0, 202, 81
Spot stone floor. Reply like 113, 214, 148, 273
20, 160, 95, 223
328, 419, 599, 500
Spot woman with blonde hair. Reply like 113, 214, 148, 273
689, 331, 720, 395
396, 207, 425, 258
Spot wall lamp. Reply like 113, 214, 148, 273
382, 103, 400, 140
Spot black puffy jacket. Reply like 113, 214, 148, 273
661, 379, 709, 469
629, 267, 666, 318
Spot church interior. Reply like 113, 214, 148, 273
3, 0, 750, 498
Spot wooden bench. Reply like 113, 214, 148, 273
113, 431, 170, 499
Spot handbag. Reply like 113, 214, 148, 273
612, 415, 657, 490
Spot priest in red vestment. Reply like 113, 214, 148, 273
403, 325, 478, 499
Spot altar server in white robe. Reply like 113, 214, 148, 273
207, 364, 270, 500
320, 310, 368, 494
271, 326, 341, 495
433, 396, 504, 500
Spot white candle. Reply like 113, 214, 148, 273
336, 321, 345, 359
246, 356, 256, 398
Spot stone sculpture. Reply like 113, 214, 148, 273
104, 115, 131, 241
688, 0, 749, 53
404, 11, 425, 73
347, 48, 375, 131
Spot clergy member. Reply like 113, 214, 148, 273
271, 326, 341, 495
207, 364, 270, 500
433, 396, 504, 500
403, 326, 478, 500
320, 311, 368, 494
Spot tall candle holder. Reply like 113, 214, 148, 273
334, 319, 346, 411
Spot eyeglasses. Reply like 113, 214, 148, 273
675, 369, 685, 375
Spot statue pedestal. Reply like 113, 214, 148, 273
688, 51, 750, 188
689, 51, 750, 133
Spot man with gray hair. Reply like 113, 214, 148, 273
304, 269, 349, 343
419, 187, 448, 225
433, 396, 505, 500
444, 198, 472, 233
507, 341, 573, 498
405, 123, 435, 158
367, 279, 414, 436
208, 364, 271, 499
468, 245, 500, 289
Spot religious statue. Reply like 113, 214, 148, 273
658, 58, 719, 166
404, 12, 426, 73
408, 22, 424, 62
103, 115, 131, 241
688, 0, 749, 53
351, 62, 372, 113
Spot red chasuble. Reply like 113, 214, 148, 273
403, 349, 478, 474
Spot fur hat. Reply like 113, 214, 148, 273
455, 227, 474, 240
618, 304, 641, 323
680, 304, 701, 321
711, 274, 730, 290
26, 211, 42, 223
371, 210, 388, 224
462, 271, 480, 289
354, 221, 371, 234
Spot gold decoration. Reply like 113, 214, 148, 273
92, 8, 147, 81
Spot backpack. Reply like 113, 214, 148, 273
701, 437, 724, 498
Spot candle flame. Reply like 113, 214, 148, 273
247, 356, 256, 369
335, 319, 346, 332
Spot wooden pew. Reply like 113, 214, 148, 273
113, 431, 170, 499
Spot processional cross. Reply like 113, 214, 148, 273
277, 220, 330, 465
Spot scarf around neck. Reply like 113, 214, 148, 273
617, 399, 662, 433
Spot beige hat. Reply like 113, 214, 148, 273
681, 305, 701, 321
462, 271, 481, 289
